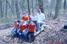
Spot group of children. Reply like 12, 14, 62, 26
11, 10, 45, 40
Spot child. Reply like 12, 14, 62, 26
30, 13, 37, 31
27, 22, 36, 41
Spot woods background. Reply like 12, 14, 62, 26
0, 0, 67, 25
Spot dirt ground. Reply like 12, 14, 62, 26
0, 16, 67, 44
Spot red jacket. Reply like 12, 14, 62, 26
27, 23, 36, 32
22, 16, 31, 21
20, 24, 26, 32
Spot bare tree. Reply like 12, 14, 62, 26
0, 0, 3, 18
11, 0, 14, 15
38, 0, 44, 13
20, 0, 25, 12
48, 0, 56, 19
53, 0, 61, 19
63, 0, 67, 17
27, 0, 30, 15
64, 0, 66, 10
15, 0, 20, 20
5, 0, 7, 18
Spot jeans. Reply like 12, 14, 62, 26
37, 23, 42, 31
27, 32, 35, 41
17, 29, 22, 35
11, 28, 17, 35
22, 29, 28, 40
33, 21, 37, 31
33, 21, 37, 26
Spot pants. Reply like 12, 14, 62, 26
11, 28, 17, 35
27, 32, 35, 41
17, 29, 22, 35
33, 21, 37, 31
22, 29, 28, 40
37, 23, 42, 31
33, 21, 37, 26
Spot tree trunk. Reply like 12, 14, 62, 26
64, 0, 66, 9
38, 0, 44, 13
5, 0, 7, 18
0, 0, 3, 18
15, 0, 20, 20
27, 0, 30, 15
53, 0, 61, 19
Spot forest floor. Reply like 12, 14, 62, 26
0, 15, 67, 44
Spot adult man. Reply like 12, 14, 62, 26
36, 9, 45, 31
